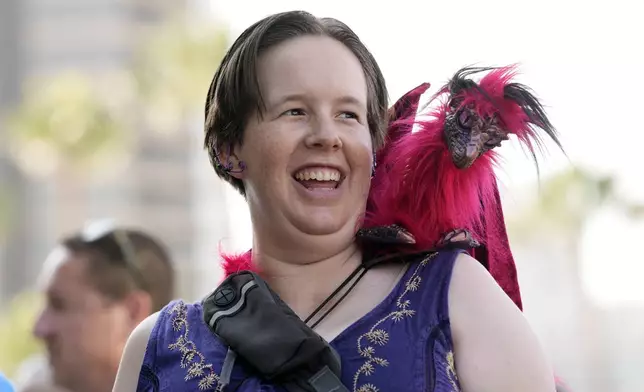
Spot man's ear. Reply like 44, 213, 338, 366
216, 144, 246, 179
122, 290, 152, 326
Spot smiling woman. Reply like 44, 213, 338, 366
113, 10, 559, 392
231, 35, 374, 243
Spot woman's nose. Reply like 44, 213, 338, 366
304, 118, 342, 150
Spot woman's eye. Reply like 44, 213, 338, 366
338, 112, 359, 120
283, 109, 305, 116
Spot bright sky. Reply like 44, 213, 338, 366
206, 0, 644, 305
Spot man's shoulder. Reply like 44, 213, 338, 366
0, 372, 14, 392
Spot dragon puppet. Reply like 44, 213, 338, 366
220, 65, 563, 312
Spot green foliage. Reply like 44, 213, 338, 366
0, 292, 43, 377
3, 15, 229, 177
134, 18, 229, 133
136, 21, 228, 107
532, 167, 613, 231
5, 73, 131, 178
0, 16, 229, 230
507, 166, 642, 239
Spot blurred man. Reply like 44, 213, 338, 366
27, 223, 175, 392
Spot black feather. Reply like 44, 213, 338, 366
503, 83, 562, 150
448, 66, 496, 95
446, 66, 499, 110
501, 82, 566, 180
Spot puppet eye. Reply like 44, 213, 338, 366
457, 109, 474, 129
448, 97, 463, 110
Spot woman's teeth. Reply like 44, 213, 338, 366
294, 169, 341, 182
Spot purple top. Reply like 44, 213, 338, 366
137, 250, 463, 391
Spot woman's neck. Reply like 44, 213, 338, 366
251, 238, 363, 319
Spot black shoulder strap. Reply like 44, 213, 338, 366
202, 271, 348, 392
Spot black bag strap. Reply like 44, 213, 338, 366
202, 271, 348, 392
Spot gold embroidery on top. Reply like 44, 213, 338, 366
168, 302, 222, 391
446, 350, 459, 391
353, 252, 438, 392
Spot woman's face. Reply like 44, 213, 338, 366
235, 35, 373, 242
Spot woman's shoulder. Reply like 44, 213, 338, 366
448, 252, 556, 391
112, 310, 160, 392
447, 250, 525, 336
357, 248, 464, 338
403, 249, 465, 314
448, 250, 515, 319
141, 299, 218, 365
113, 299, 216, 392
116, 297, 288, 391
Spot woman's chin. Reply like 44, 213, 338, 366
289, 212, 348, 237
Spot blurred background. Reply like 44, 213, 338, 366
0, 0, 642, 391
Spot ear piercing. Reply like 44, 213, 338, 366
214, 146, 246, 174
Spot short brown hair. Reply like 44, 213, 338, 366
204, 10, 389, 195
61, 229, 175, 313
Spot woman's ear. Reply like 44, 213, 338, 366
215, 144, 246, 179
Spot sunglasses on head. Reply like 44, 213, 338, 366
80, 219, 147, 291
